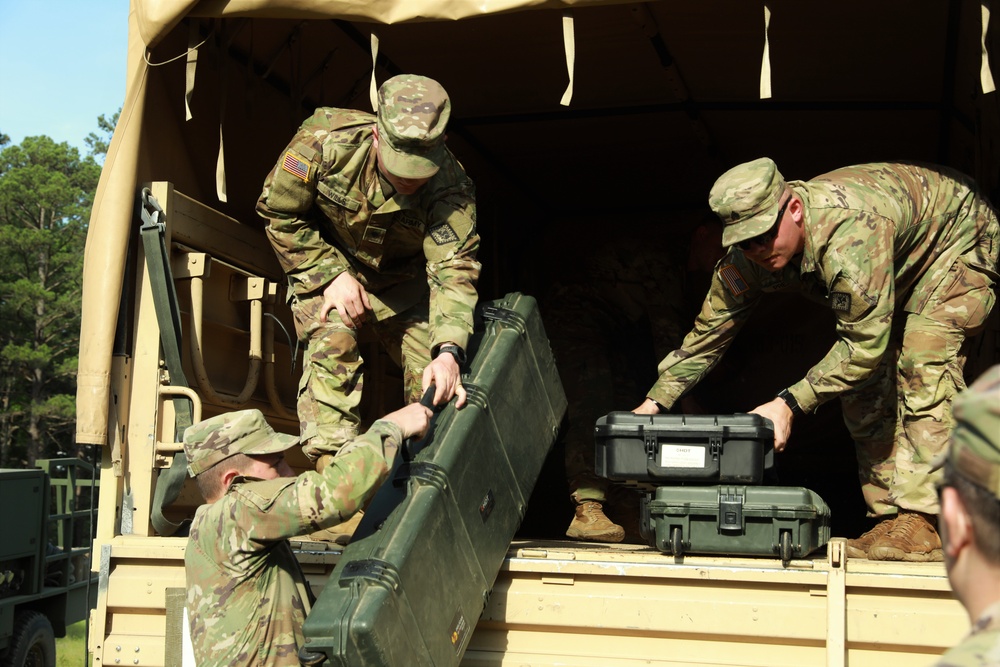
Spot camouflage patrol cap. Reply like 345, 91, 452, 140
376, 74, 451, 180
947, 365, 1000, 499
709, 158, 787, 248
183, 409, 298, 476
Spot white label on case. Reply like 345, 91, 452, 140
660, 444, 706, 469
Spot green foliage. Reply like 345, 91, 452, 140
0, 133, 101, 466
84, 110, 120, 163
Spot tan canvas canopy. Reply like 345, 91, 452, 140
77, 0, 998, 444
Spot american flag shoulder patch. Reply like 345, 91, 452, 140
281, 151, 312, 182
719, 263, 749, 296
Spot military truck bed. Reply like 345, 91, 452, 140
91, 535, 964, 667
465, 539, 965, 667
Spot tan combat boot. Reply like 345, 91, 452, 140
565, 500, 625, 543
867, 511, 943, 562
844, 516, 897, 559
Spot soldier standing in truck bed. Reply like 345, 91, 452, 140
256, 74, 480, 477
634, 158, 998, 561
545, 218, 723, 542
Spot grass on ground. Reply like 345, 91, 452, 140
55, 620, 89, 667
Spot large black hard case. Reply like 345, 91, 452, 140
299, 292, 567, 667
594, 412, 774, 485
643, 485, 832, 566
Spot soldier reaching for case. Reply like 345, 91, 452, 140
183, 405, 431, 667
634, 158, 999, 561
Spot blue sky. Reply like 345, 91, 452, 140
0, 0, 129, 152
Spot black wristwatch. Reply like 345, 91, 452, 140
435, 343, 466, 366
776, 389, 804, 416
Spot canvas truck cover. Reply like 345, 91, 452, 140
75, 0, 622, 444
76, 0, 998, 445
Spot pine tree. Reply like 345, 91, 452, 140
0, 136, 101, 466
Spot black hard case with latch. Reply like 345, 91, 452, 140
594, 412, 774, 485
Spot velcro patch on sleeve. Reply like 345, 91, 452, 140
719, 263, 749, 296
282, 150, 313, 182
830, 292, 852, 312
429, 223, 459, 246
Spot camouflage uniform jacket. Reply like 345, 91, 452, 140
184, 420, 403, 667
256, 107, 481, 351
648, 163, 997, 412
933, 599, 1000, 666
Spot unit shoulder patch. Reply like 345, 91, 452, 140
429, 223, 459, 246
830, 292, 852, 312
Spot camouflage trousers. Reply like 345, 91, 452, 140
841, 226, 998, 516
290, 293, 432, 461
546, 290, 661, 503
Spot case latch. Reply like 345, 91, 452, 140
718, 487, 744, 534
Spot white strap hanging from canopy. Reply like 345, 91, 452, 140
185, 21, 199, 120
982, 1, 996, 94
760, 4, 772, 99
560, 13, 575, 106
370, 33, 380, 111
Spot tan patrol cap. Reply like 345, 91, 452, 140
376, 74, 451, 180
709, 157, 786, 248
183, 409, 298, 476
947, 365, 1000, 499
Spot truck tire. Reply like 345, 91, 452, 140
2, 611, 55, 667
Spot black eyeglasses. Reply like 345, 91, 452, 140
737, 196, 790, 251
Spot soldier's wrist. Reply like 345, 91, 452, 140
776, 389, 804, 416
434, 343, 466, 366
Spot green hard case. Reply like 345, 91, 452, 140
300, 292, 567, 667
644, 485, 832, 566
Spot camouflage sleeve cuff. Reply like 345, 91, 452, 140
431, 324, 472, 353
366, 419, 406, 455
787, 380, 819, 414
336, 419, 404, 461
287, 254, 351, 297
646, 384, 679, 412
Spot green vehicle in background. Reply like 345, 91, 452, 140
0, 459, 97, 667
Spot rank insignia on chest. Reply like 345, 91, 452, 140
830, 292, 851, 311
429, 223, 459, 245
363, 226, 386, 244
281, 151, 312, 182
719, 263, 749, 296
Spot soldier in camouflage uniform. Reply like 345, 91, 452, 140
183, 404, 431, 667
933, 366, 1000, 666
545, 220, 723, 542
256, 74, 480, 466
634, 158, 999, 561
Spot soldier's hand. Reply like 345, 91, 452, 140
422, 354, 466, 409
320, 272, 372, 329
750, 398, 793, 452
633, 398, 661, 415
383, 402, 433, 440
